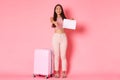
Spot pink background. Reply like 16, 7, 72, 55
0, 0, 120, 79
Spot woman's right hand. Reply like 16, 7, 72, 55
53, 21, 58, 27
50, 17, 58, 27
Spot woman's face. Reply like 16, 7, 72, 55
55, 6, 62, 15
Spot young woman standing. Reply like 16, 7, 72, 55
50, 4, 68, 78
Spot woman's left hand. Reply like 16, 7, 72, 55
70, 18, 74, 20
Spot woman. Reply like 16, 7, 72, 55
50, 4, 68, 78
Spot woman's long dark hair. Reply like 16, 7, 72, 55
52, 4, 66, 28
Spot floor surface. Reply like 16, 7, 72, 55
0, 73, 120, 80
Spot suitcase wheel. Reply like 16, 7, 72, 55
45, 76, 48, 79
50, 74, 53, 77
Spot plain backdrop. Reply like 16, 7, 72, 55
0, 0, 120, 76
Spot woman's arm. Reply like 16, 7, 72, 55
50, 17, 58, 27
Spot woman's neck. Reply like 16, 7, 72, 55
57, 14, 61, 18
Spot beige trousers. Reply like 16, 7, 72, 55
52, 33, 67, 71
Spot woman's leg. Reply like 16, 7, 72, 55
60, 33, 68, 73
52, 33, 60, 77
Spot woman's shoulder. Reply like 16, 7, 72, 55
50, 17, 53, 20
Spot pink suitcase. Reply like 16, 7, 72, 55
33, 49, 54, 79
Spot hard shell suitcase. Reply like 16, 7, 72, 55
33, 49, 53, 79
